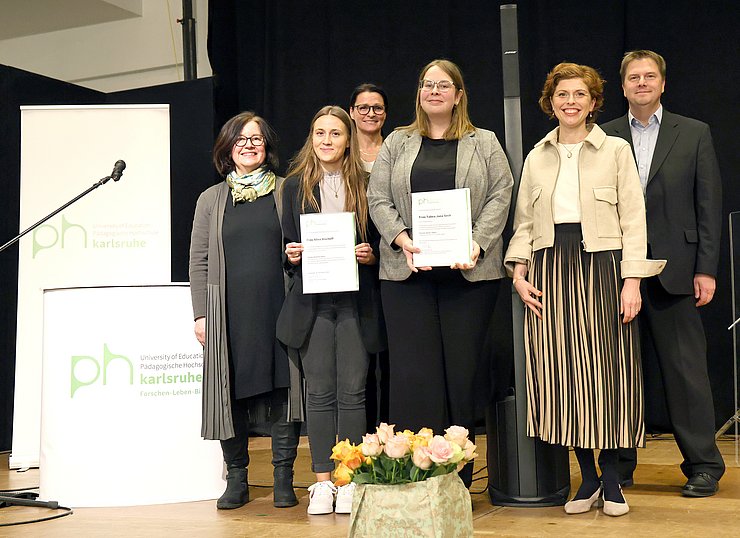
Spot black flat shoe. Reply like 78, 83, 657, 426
682, 472, 719, 497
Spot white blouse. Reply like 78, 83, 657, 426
552, 142, 583, 224
319, 170, 346, 213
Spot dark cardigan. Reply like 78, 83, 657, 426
189, 178, 304, 439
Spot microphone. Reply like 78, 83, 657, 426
111, 160, 126, 181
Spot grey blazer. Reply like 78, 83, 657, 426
368, 128, 514, 281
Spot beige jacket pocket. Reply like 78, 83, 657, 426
593, 186, 621, 238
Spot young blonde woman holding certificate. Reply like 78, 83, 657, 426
367, 59, 513, 487
277, 106, 385, 515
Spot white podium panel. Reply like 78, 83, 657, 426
40, 285, 225, 507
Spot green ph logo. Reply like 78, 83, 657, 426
32, 214, 87, 258
70, 344, 133, 398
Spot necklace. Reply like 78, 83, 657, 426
323, 171, 342, 198
360, 148, 379, 156
558, 142, 581, 158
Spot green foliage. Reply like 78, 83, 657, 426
351, 455, 457, 485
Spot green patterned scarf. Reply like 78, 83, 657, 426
226, 167, 276, 205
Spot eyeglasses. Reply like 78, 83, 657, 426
235, 135, 265, 147
419, 79, 455, 93
353, 104, 386, 115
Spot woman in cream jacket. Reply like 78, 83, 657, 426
505, 63, 663, 517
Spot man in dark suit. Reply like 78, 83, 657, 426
599, 50, 724, 497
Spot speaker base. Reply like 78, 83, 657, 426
488, 483, 569, 507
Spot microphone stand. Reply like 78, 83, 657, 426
0, 162, 124, 515
0, 491, 73, 524
0, 161, 125, 254
718, 212, 740, 464
0, 493, 60, 509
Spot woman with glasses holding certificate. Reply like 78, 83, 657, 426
505, 63, 664, 516
349, 83, 389, 172
277, 106, 385, 515
189, 112, 301, 511
367, 59, 513, 487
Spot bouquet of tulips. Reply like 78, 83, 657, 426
331, 423, 478, 486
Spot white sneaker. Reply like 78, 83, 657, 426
334, 482, 356, 514
307, 480, 336, 515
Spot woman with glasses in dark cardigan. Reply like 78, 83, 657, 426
189, 112, 301, 511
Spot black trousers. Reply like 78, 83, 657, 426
365, 350, 390, 429
381, 270, 499, 437
600, 276, 725, 480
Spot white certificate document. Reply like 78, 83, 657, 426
412, 188, 472, 267
300, 212, 359, 294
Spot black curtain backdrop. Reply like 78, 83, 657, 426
207, 0, 740, 430
0, 67, 214, 451
1, 1, 737, 452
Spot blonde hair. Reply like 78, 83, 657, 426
401, 59, 475, 140
285, 106, 369, 241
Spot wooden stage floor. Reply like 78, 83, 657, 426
1, 435, 739, 537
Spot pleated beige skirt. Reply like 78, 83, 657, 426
525, 224, 644, 449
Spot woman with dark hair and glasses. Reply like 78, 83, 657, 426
349, 83, 389, 172
368, 59, 513, 487
349, 83, 390, 428
189, 111, 301, 511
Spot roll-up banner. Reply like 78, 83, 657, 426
11, 105, 171, 468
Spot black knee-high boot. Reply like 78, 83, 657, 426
272, 420, 301, 508
218, 433, 249, 509
218, 397, 250, 510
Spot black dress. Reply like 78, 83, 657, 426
222, 194, 289, 400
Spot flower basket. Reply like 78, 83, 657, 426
331, 424, 477, 537
348, 472, 472, 537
